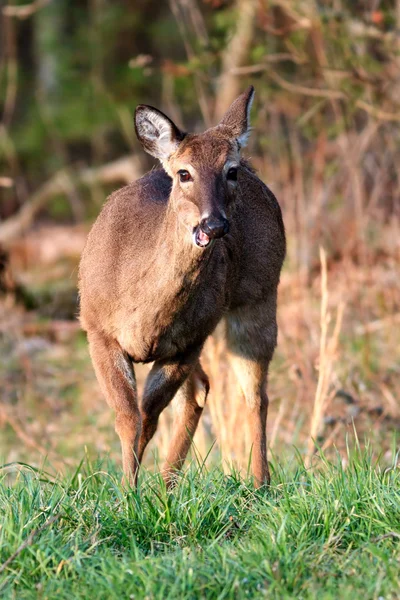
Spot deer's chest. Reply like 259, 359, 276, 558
117, 251, 229, 363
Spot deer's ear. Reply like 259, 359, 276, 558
218, 85, 255, 148
135, 105, 184, 160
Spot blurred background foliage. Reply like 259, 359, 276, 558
1, 0, 399, 228
0, 0, 399, 470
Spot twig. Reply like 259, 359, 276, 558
0, 177, 13, 188
269, 1, 397, 43
347, 19, 399, 43
306, 248, 344, 466
371, 532, 400, 543
2, 0, 51, 20
269, 0, 312, 31
0, 515, 60, 575
230, 53, 306, 74
0, 406, 52, 458
269, 398, 286, 449
354, 313, 400, 335
267, 69, 346, 100
232, 66, 400, 123
354, 100, 400, 124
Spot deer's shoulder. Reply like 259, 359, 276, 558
111, 169, 172, 210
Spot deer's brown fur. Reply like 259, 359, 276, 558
79, 86, 285, 487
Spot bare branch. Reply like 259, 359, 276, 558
266, 69, 346, 100
231, 53, 306, 75
0, 177, 13, 188
355, 100, 400, 123
2, 0, 51, 20
231, 66, 400, 123
0, 156, 142, 245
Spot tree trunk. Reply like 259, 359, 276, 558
214, 0, 258, 120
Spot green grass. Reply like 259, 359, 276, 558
0, 450, 399, 599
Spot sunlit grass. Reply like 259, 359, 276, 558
1, 448, 399, 599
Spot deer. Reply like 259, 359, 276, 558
79, 86, 286, 488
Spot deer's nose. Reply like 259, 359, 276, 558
200, 215, 229, 239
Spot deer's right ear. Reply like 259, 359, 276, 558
135, 105, 184, 160
218, 86, 255, 148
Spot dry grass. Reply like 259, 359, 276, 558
306, 247, 344, 465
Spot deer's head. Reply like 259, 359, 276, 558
134, 86, 254, 248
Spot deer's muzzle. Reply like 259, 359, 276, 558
193, 215, 229, 248
200, 216, 229, 240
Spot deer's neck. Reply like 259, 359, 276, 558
149, 206, 210, 300
170, 204, 206, 263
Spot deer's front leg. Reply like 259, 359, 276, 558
226, 303, 277, 487
87, 330, 141, 486
138, 350, 200, 465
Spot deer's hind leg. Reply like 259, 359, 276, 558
162, 361, 209, 487
226, 302, 277, 487
87, 330, 141, 486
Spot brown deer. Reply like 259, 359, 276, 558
79, 86, 285, 488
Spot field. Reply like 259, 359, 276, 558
1, 226, 399, 471
1, 218, 399, 598
1, 450, 400, 599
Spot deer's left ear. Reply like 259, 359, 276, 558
218, 85, 255, 148
135, 105, 185, 160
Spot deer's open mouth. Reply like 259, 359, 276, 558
193, 226, 211, 248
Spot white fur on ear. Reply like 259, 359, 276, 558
135, 105, 183, 160
136, 110, 171, 149
237, 87, 254, 148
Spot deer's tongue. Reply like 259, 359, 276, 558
194, 227, 211, 248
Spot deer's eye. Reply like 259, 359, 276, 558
178, 170, 192, 183
227, 167, 238, 182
